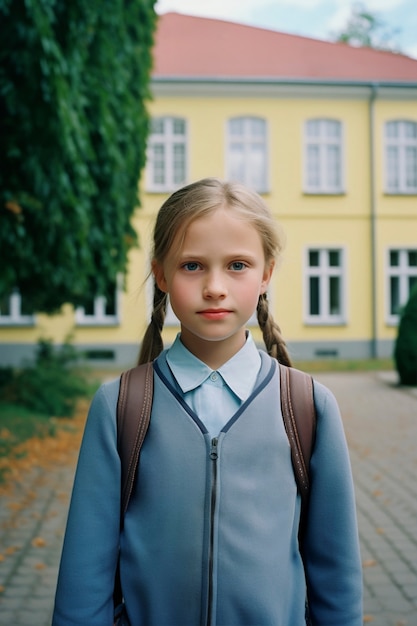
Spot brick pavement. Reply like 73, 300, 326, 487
0, 370, 416, 625
314, 370, 417, 626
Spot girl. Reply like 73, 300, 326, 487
53, 178, 363, 625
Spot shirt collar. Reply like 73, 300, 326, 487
166, 332, 261, 402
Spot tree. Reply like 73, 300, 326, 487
394, 284, 417, 386
0, 0, 157, 313
332, 2, 401, 53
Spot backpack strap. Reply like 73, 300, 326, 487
279, 363, 316, 538
116, 362, 154, 524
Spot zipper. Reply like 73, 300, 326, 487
207, 437, 218, 626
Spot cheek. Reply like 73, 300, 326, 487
168, 277, 194, 306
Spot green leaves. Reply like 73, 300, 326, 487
0, 0, 157, 313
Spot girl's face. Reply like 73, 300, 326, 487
153, 206, 274, 366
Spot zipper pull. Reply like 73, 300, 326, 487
210, 437, 218, 460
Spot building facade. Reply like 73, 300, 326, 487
1, 13, 417, 366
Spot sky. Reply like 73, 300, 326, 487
155, 0, 417, 59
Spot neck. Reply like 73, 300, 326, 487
179, 330, 247, 370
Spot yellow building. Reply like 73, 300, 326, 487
1, 12, 417, 366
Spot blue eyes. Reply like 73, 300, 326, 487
183, 262, 200, 271
230, 261, 246, 271
182, 262, 247, 272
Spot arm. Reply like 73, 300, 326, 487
303, 381, 363, 626
52, 380, 121, 626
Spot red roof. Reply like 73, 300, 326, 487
153, 12, 417, 82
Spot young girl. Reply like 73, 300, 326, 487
53, 178, 363, 625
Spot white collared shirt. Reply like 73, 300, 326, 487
166, 332, 261, 436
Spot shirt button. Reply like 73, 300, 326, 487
210, 372, 218, 381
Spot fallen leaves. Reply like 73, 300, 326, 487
31, 536, 47, 548
0, 399, 87, 497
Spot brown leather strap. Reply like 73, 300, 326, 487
279, 363, 316, 505
117, 362, 154, 523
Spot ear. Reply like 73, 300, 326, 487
152, 260, 168, 293
260, 260, 275, 295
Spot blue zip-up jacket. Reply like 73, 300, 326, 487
53, 351, 363, 625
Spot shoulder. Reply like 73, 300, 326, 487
91, 376, 121, 411
84, 377, 121, 438
312, 378, 341, 418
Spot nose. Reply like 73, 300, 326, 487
203, 271, 227, 299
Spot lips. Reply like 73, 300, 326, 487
197, 309, 232, 320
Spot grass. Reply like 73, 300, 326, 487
0, 403, 58, 482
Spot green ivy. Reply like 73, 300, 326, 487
0, 0, 157, 313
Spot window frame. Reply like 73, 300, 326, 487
226, 115, 269, 193
384, 120, 417, 194
386, 247, 417, 325
75, 278, 122, 327
146, 116, 188, 192
304, 246, 347, 325
0, 289, 35, 326
303, 118, 345, 194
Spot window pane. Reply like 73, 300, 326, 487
229, 118, 244, 135
390, 250, 399, 267
329, 276, 340, 314
0, 294, 11, 316
83, 299, 95, 316
409, 276, 417, 293
309, 277, 320, 315
329, 250, 340, 267
387, 146, 399, 189
309, 250, 320, 267
306, 120, 320, 138
307, 145, 320, 187
173, 119, 185, 135
327, 145, 341, 188
152, 144, 165, 185
405, 121, 417, 139
105, 291, 116, 316
326, 120, 341, 138
151, 118, 164, 134
249, 143, 266, 189
408, 251, 417, 266
173, 144, 185, 184
229, 143, 245, 181
405, 147, 417, 188
250, 118, 265, 137
390, 276, 400, 315
20, 298, 33, 316
386, 121, 399, 138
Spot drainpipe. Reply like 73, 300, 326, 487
369, 83, 378, 358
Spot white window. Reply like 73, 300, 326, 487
146, 116, 187, 192
304, 119, 344, 193
305, 248, 346, 324
75, 280, 121, 326
385, 120, 417, 194
387, 248, 417, 323
227, 117, 268, 192
0, 289, 34, 326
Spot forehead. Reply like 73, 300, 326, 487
179, 207, 264, 253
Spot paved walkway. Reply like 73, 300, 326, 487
0, 371, 416, 625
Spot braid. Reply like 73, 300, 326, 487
138, 282, 167, 365
257, 294, 293, 367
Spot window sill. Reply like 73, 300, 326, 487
303, 190, 346, 197
304, 319, 347, 327
0, 319, 35, 327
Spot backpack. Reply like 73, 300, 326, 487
114, 361, 316, 617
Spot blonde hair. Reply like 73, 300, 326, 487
138, 177, 292, 366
